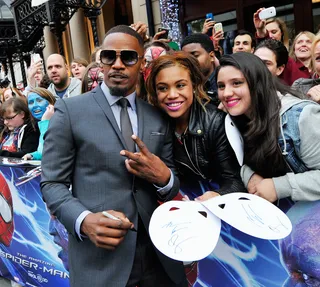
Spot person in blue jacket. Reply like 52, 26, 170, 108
216, 52, 320, 202
23, 88, 56, 160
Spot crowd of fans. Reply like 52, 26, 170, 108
0, 9, 318, 195
2, 7, 320, 287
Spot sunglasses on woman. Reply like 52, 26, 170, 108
100, 49, 143, 66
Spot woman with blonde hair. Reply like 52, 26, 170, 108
289, 31, 315, 73
23, 87, 56, 160
146, 52, 245, 201
292, 34, 320, 103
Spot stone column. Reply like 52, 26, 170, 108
69, 9, 90, 62
43, 26, 59, 62
62, 26, 74, 65
97, 11, 106, 45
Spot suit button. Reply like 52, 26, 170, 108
134, 189, 138, 193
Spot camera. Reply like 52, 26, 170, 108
0, 77, 10, 89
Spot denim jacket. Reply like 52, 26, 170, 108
241, 93, 320, 201
278, 101, 311, 173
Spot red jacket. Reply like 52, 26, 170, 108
279, 57, 311, 86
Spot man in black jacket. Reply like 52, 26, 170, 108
181, 33, 219, 106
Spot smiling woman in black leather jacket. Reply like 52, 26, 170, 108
146, 52, 245, 200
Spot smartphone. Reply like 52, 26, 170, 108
32, 53, 42, 63
205, 13, 214, 37
259, 7, 276, 20
157, 27, 169, 40
206, 13, 214, 20
214, 23, 223, 33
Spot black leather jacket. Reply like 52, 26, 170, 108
205, 71, 220, 107
173, 101, 246, 195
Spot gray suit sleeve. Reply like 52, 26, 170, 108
41, 99, 88, 237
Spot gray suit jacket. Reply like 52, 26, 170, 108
41, 85, 185, 287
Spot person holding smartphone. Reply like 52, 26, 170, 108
23, 54, 45, 96
202, 18, 224, 59
156, 28, 169, 40
152, 27, 172, 45
202, 18, 215, 36
254, 8, 312, 85
253, 7, 289, 49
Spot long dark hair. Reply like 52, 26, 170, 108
216, 52, 297, 177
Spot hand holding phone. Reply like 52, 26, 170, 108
253, 7, 267, 35
204, 13, 215, 37
157, 28, 169, 40
259, 7, 276, 20
214, 23, 223, 34
31, 53, 42, 63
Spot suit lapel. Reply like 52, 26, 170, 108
92, 86, 127, 149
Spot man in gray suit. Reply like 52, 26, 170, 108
41, 25, 187, 287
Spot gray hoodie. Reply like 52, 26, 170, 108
241, 93, 320, 201
47, 77, 81, 99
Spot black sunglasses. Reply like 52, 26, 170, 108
100, 49, 143, 66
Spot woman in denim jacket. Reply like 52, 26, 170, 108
216, 52, 320, 202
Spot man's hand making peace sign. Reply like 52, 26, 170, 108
120, 135, 171, 187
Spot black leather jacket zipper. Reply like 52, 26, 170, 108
175, 136, 206, 180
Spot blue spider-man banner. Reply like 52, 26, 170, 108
0, 160, 319, 287
0, 161, 69, 287
178, 178, 320, 287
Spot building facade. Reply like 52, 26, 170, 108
41, 0, 320, 66
42, 0, 162, 65
5, 0, 320, 87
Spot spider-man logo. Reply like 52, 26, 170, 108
0, 174, 14, 246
